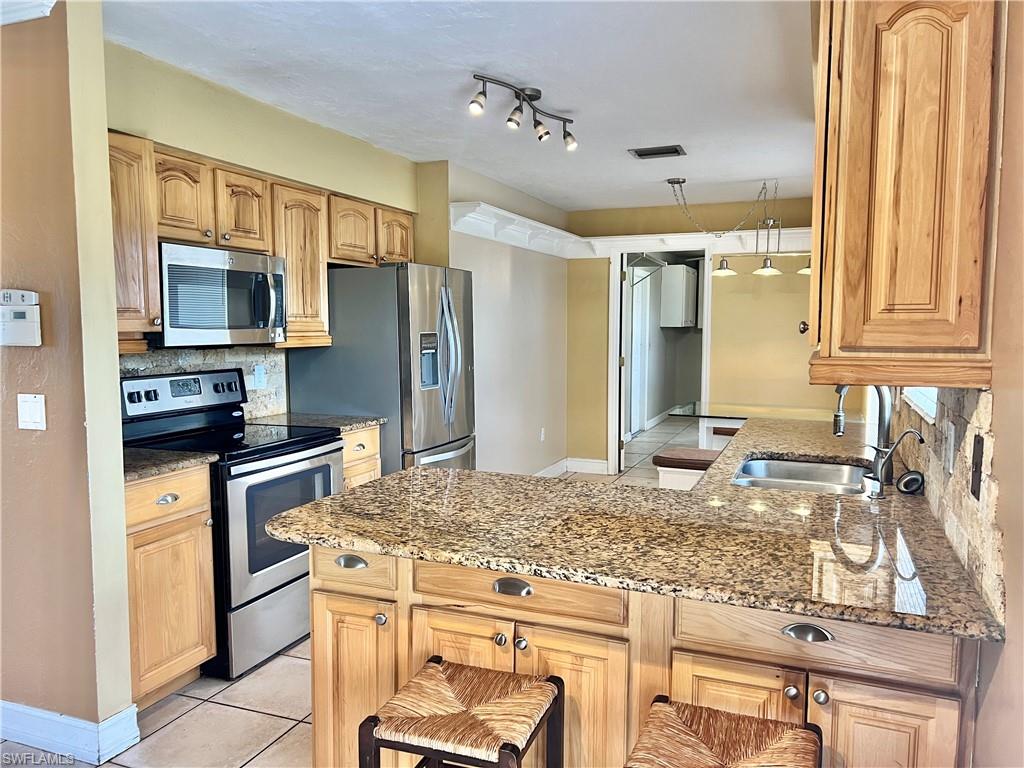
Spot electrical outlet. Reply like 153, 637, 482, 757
540, 427, 546, 442
944, 420, 956, 474
253, 364, 267, 390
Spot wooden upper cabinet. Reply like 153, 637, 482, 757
154, 151, 215, 244
807, 674, 960, 768
670, 651, 805, 726
273, 184, 330, 345
312, 591, 396, 768
214, 169, 271, 252
810, 0, 997, 387
109, 132, 161, 334
376, 208, 414, 264
329, 195, 377, 265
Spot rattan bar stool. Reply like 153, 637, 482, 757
625, 696, 819, 768
358, 655, 565, 768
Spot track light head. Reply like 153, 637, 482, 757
507, 102, 523, 130
563, 126, 578, 151
534, 118, 550, 142
468, 85, 487, 116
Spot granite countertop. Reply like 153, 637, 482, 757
266, 418, 1003, 641
250, 411, 387, 433
123, 447, 218, 483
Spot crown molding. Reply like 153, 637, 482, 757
449, 202, 597, 260
1, 0, 56, 26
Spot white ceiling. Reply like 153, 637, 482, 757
103, 1, 816, 212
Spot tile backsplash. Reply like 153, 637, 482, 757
894, 388, 1003, 622
119, 346, 287, 418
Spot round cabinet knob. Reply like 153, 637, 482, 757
222, 233, 232, 241
373, 613, 388, 626
203, 228, 214, 238
798, 321, 809, 335
493, 633, 508, 647
152, 317, 162, 327
513, 637, 529, 651
380, 255, 388, 263
205, 518, 213, 527
812, 689, 830, 705
783, 685, 800, 700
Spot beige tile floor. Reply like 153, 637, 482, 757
560, 416, 699, 489
4, 420, 699, 767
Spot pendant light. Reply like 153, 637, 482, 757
797, 259, 812, 275
752, 256, 782, 276
752, 216, 782, 276
711, 257, 737, 277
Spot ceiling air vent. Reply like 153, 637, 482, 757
627, 144, 686, 160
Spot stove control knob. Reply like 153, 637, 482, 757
127, 391, 143, 404
144, 389, 159, 402
226, 381, 239, 392
213, 383, 225, 394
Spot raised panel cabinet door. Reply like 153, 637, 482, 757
827, 0, 995, 353
807, 674, 960, 768
154, 151, 215, 244
312, 591, 396, 768
514, 623, 629, 768
273, 184, 330, 340
127, 511, 215, 701
410, 607, 516, 673
670, 651, 805, 725
343, 458, 382, 491
108, 132, 161, 333
329, 195, 377, 264
376, 208, 414, 264
214, 168, 272, 251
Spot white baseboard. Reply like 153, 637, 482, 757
565, 457, 613, 475
535, 459, 568, 478
0, 700, 139, 765
645, 407, 675, 431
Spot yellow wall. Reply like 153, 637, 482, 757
566, 197, 813, 238
414, 160, 451, 267
566, 259, 610, 459
104, 43, 417, 212
709, 254, 862, 416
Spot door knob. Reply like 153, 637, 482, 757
812, 689, 830, 705
783, 685, 800, 700
494, 633, 508, 647
798, 321, 809, 335
373, 613, 388, 626
513, 637, 528, 651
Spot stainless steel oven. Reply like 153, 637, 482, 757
160, 243, 286, 347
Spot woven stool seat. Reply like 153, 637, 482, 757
365, 658, 561, 766
626, 699, 818, 768
652, 447, 721, 471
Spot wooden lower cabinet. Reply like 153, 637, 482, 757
344, 457, 381, 490
127, 510, 215, 701
807, 674, 960, 768
411, 607, 515, 672
312, 591, 397, 768
670, 651, 805, 725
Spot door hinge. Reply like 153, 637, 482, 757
620, 270, 627, 283
619, 356, 626, 368
618, 439, 625, 450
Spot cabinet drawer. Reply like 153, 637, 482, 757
125, 466, 210, 530
344, 427, 380, 461
413, 562, 627, 626
675, 599, 960, 688
344, 457, 381, 490
312, 546, 397, 591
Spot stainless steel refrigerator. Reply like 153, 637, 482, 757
287, 263, 475, 474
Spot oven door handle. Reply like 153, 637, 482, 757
229, 439, 346, 477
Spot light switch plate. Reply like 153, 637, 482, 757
17, 393, 46, 430
252, 364, 267, 390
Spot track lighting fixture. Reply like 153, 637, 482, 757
467, 73, 577, 151
468, 83, 487, 115
711, 257, 737, 277
506, 98, 524, 130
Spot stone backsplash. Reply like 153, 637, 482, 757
893, 388, 1004, 622
119, 346, 287, 418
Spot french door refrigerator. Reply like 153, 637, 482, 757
287, 263, 475, 474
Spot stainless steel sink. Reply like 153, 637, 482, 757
732, 458, 872, 496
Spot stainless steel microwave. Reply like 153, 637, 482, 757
160, 243, 286, 347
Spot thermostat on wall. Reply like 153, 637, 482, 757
0, 289, 41, 347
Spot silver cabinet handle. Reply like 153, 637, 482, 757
798, 321, 809, 334
781, 623, 834, 643
812, 689, 830, 705
155, 493, 179, 505
513, 637, 528, 651
203, 228, 213, 238
152, 317, 162, 327
222, 232, 231, 241
494, 633, 508, 647
493, 577, 534, 598
205, 518, 213, 527
335, 554, 369, 569
783, 685, 800, 700
353, 443, 366, 453
373, 613, 388, 626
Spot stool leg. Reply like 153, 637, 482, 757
497, 744, 522, 768
546, 676, 565, 768
358, 716, 381, 768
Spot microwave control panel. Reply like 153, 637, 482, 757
122, 369, 245, 418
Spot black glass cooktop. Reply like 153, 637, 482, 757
141, 423, 340, 463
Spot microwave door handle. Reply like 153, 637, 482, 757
267, 274, 277, 330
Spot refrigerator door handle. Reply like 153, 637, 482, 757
436, 289, 449, 419
418, 438, 474, 466
447, 286, 464, 420
442, 287, 458, 425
